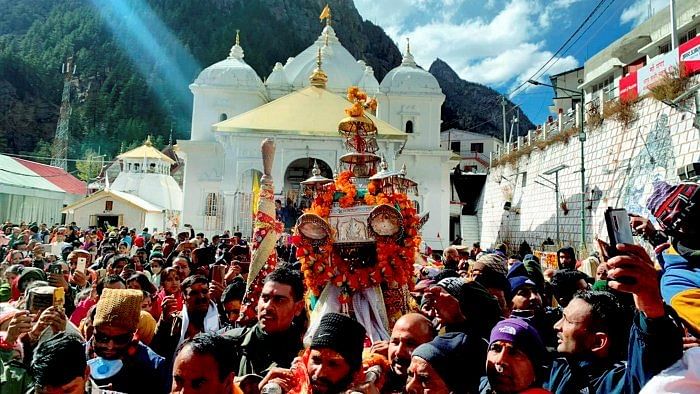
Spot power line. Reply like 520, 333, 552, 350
0, 167, 81, 178
509, 0, 613, 98
538, 0, 619, 80
518, 0, 630, 121
1, 152, 108, 164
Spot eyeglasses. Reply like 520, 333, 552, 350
93, 331, 133, 345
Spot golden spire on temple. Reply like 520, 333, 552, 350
406, 37, 411, 55
235, 29, 240, 46
309, 46, 328, 88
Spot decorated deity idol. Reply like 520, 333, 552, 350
292, 87, 425, 343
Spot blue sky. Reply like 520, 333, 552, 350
354, 0, 669, 125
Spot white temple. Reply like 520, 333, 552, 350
177, 26, 456, 249
63, 137, 183, 230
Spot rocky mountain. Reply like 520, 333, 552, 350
0, 0, 533, 164
430, 58, 534, 138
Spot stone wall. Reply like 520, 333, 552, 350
479, 90, 699, 255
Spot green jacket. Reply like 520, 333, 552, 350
224, 323, 304, 377
0, 349, 32, 394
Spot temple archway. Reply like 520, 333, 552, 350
283, 157, 333, 208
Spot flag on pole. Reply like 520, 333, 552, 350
251, 171, 260, 216
319, 4, 331, 22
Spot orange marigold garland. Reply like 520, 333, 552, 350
294, 171, 420, 304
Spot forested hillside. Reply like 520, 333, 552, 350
0, 0, 531, 169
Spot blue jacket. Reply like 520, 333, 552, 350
656, 243, 700, 336
545, 310, 682, 393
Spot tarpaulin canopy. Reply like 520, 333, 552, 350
0, 154, 66, 224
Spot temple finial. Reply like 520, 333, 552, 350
309, 46, 328, 88
228, 29, 244, 60
401, 37, 416, 67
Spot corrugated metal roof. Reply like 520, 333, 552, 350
13, 158, 87, 196
0, 155, 66, 198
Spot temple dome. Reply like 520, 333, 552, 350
192, 36, 264, 92
380, 44, 442, 95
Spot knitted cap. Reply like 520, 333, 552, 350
489, 318, 545, 366
437, 279, 502, 338
310, 312, 366, 369
94, 289, 143, 333
646, 180, 675, 214
413, 332, 471, 393
473, 253, 508, 276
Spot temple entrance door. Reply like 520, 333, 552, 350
283, 157, 333, 208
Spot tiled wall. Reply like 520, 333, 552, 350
480, 90, 699, 255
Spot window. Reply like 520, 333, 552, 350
470, 143, 484, 153
592, 75, 614, 100
219, 113, 228, 122
105, 201, 113, 211
680, 28, 697, 45
521, 172, 527, 187
204, 193, 219, 216
405, 120, 414, 133
450, 141, 461, 153
658, 42, 671, 55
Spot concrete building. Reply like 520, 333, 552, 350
581, 2, 699, 108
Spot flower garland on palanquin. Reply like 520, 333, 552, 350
294, 171, 421, 304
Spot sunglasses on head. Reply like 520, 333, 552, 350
93, 331, 133, 345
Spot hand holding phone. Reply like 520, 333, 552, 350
53, 287, 65, 309
605, 207, 635, 254
604, 207, 637, 284
76, 256, 87, 274
212, 264, 226, 284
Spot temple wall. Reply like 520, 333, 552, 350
479, 90, 699, 254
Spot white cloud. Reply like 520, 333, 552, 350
362, 0, 579, 87
458, 43, 578, 88
620, 0, 666, 26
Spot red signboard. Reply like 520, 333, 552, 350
680, 34, 700, 76
618, 71, 638, 102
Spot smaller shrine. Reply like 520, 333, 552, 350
62, 137, 183, 230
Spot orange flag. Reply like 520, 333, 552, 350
319, 4, 331, 21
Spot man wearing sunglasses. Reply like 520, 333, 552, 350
90, 288, 169, 393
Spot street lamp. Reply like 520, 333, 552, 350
539, 164, 568, 247
527, 79, 587, 253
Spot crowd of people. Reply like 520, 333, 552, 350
0, 177, 699, 393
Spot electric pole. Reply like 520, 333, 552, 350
501, 96, 507, 145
